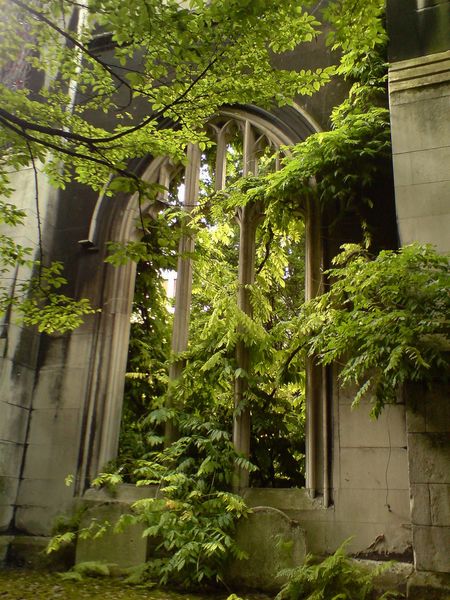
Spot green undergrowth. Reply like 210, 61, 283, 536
48, 415, 255, 589
0, 568, 270, 600
275, 540, 403, 600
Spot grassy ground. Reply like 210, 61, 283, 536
0, 569, 271, 600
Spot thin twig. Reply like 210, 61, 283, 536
25, 136, 43, 280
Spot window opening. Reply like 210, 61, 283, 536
117, 114, 309, 489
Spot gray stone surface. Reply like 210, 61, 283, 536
353, 559, 413, 595
413, 526, 450, 573
226, 506, 306, 591
390, 96, 450, 154
0, 476, 19, 507
0, 535, 13, 565
0, 403, 29, 444
408, 433, 450, 484
430, 485, 450, 526
339, 403, 406, 448
390, 51, 450, 253
410, 484, 432, 526
241, 487, 322, 512
14, 506, 66, 536
0, 441, 23, 479
0, 505, 14, 533
8, 535, 74, 570
340, 447, 409, 490
407, 570, 450, 600
75, 503, 148, 568
334, 489, 410, 525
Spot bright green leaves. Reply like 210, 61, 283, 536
276, 538, 400, 600
0, 0, 337, 200
0, 199, 96, 334
115, 415, 253, 586
17, 262, 97, 334
322, 0, 387, 79
291, 244, 450, 417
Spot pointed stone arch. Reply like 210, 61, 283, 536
74, 103, 328, 499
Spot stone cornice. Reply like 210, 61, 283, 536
389, 50, 450, 93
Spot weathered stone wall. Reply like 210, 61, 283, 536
406, 384, 450, 575
389, 50, 450, 252
243, 375, 412, 560
0, 168, 60, 533
387, 5, 450, 589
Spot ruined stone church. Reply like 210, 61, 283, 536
0, 1, 449, 596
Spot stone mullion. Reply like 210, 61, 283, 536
233, 121, 260, 489
305, 193, 324, 497
165, 143, 201, 444
215, 125, 228, 191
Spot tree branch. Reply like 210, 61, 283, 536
9, 0, 134, 105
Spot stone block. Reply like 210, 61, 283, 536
407, 570, 450, 600
226, 506, 306, 591
430, 485, 450, 526
406, 404, 427, 433
0, 402, 29, 444
16, 478, 74, 509
39, 333, 96, 371
27, 407, 81, 446
393, 153, 413, 187
359, 559, 413, 595
397, 213, 450, 253
15, 504, 71, 536
83, 484, 157, 505
8, 535, 75, 570
31, 368, 65, 409
0, 361, 36, 408
425, 386, 450, 433
334, 488, 410, 525
413, 525, 450, 573
297, 520, 335, 555
409, 147, 450, 186
0, 441, 23, 478
1, 322, 40, 369
340, 447, 409, 490
339, 403, 406, 448
410, 484, 432, 526
76, 502, 148, 568
0, 535, 13, 564
407, 433, 450, 484
0, 476, 19, 506
0, 505, 14, 532
331, 521, 412, 558
390, 95, 450, 154
337, 381, 374, 406
395, 180, 450, 220
21, 442, 79, 482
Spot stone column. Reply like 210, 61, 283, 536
233, 200, 262, 489
165, 144, 201, 443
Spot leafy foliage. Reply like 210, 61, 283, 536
0, 0, 335, 197
65, 415, 254, 588
290, 244, 450, 417
276, 539, 401, 600
0, 197, 96, 333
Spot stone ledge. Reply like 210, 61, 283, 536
389, 50, 450, 93
241, 487, 326, 512
82, 483, 158, 505
407, 570, 450, 600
